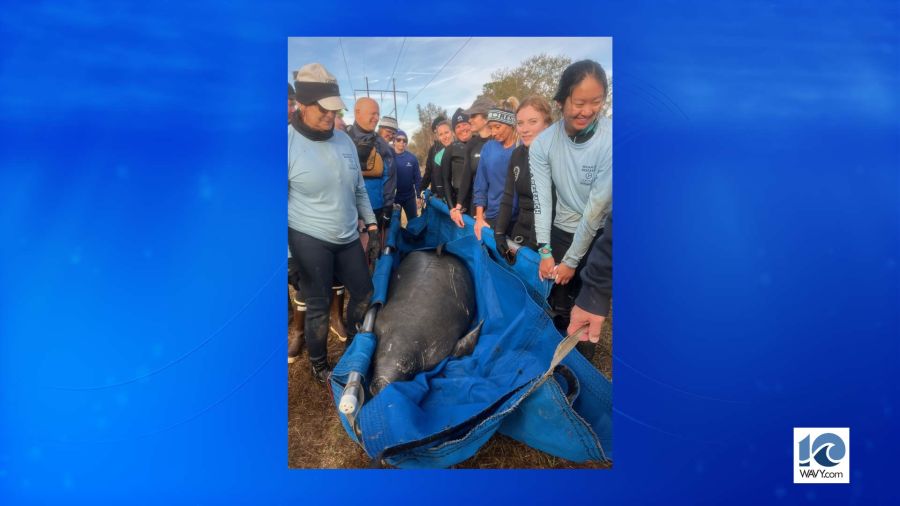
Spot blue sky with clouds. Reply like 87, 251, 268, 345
288, 37, 612, 135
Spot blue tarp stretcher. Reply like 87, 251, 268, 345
330, 195, 613, 468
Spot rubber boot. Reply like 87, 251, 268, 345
329, 286, 348, 342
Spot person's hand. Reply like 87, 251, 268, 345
554, 263, 576, 285
495, 232, 513, 263
381, 206, 393, 230
449, 207, 465, 228
538, 256, 555, 281
567, 304, 606, 343
474, 218, 491, 240
416, 197, 424, 211
366, 227, 381, 264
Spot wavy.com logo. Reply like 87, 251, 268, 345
793, 428, 850, 484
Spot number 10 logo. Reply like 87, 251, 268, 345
798, 432, 845, 467
794, 427, 850, 484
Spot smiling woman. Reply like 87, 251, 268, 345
528, 59, 612, 360
288, 63, 381, 383
494, 95, 554, 256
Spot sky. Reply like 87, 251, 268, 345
288, 37, 612, 135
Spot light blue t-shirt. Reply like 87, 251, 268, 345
530, 118, 612, 268
288, 126, 377, 244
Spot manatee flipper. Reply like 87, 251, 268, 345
451, 320, 483, 358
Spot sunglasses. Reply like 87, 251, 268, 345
394, 138, 408, 143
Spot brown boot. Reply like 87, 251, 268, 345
329, 286, 348, 341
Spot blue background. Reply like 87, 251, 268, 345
1, 1, 897, 504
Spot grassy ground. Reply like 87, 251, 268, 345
287, 295, 613, 469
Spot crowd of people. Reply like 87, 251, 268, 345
287, 59, 612, 385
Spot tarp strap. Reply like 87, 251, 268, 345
538, 325, 586, 385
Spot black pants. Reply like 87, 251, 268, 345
397, 195, 417, 223
288, 228, 373, 364
549, 226, 603, 359
288, 257, 301, 291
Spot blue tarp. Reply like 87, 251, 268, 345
330, 196, 613, 468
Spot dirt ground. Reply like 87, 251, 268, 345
287, 295, 613, 469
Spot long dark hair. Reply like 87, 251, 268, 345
553, 60, 608, 105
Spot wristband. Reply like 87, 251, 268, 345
538, 244, 553, 259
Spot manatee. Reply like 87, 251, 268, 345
370, 250, 483, 396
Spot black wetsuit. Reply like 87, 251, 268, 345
495, 144, 538, 250
420, 141, 442, 197
453, 134, 490, 216
440, 139, 470, 211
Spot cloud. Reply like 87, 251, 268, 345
289, 37, 613, 133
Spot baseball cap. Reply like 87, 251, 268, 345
463, 96, 496, 116
293, 63, 347, 111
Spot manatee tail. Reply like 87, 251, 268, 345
451, 320, 483, 358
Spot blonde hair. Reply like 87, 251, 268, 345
501, 96, 520, 112
517, 96, 553, 126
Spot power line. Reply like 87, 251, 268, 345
338, 37, 353, 91
389, 37, 406, 83
401, 37, 472, 120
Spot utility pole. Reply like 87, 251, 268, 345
354, 76, 408, 120
392, 78, 398, 118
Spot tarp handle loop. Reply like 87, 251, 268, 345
536, 326, 586, 388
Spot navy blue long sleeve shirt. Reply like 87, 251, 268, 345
575, 212, 612, 316
394, 150, 421, 201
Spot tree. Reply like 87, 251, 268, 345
481, 55, 613, 120
408, 102, 448, 165
481, 54, 572, 105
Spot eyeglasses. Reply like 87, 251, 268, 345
395, 138, 407, 143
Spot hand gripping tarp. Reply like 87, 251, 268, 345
330, 196, 613, 468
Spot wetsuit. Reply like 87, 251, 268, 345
495, 144, 538, 249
